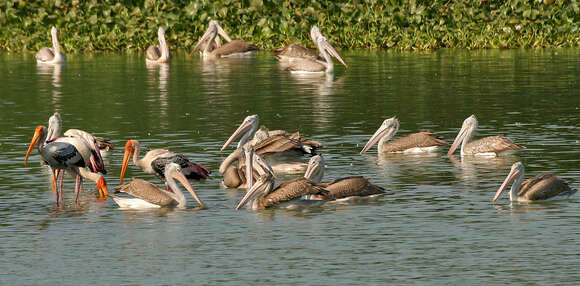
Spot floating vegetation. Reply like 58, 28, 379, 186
0, 0, 578, 52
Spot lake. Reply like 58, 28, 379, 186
0, 49, 579, 285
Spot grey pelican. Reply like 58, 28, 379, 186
304, 155, 386, 201
145, 27, 170, 64
448, 115, 523, 157
360, 116, 448, 154
193, 20, 259, 59
25, 121, 109, 203
273, 26, 324, 63
113, 163, 205, 209
286, 34, 347, 74
235, 149, 327, 210
36, 26, 65, 64
120, 139, 210, 185
492, 162, 577, 202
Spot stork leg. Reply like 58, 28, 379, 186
51, 168, 58, 195
74, 174, 83, 203
58, 170, 65, 204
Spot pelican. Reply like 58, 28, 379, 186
448, 115, 523, 157
221, 115, 322, 164
113, 163, 205, 209
304, 155, 386, 201
120, 139, 210, 185
145, 27, 170, 64
235, 149, 327, 210
273, 26, 324, 64
193, 20, 260, 59
286, 34, 347, 74
220, 145, 259, 189
492, 162, 577, 202
25, 121, 109, 203
36, 26, 66, 64
360, 116, 448, 154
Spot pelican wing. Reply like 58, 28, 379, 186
255, 131, 322, 155
518, 174, 574, 201
319, 176, 385, 200
273, 44, 321, 61
146, 45, 161, 61
211, 40, 260, 57
287, 57, 326, 72
36, 47, 55, 62
382, 131, 448, 153
464, 136, 523, 155
114, 178, 176, 206
261, 178, 328, 208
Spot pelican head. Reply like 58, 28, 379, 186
492, 162, 525, 202
360, 116, 400, 154
46, 112, 62, 141
158, 27, 165, 38
310, 26, 322, 43
448, 115, 478, 156
193, 20, 232, 53
120, 139, 139, 184
235, 172, 275, 210
304, 154, 325, 183
221, 114, 259, 151
165, 163, 205, 208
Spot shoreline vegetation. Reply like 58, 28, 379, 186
1, 0, 578, 53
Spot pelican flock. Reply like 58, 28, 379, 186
22, 25, 576, 210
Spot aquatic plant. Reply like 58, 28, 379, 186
0, 0, 578, 52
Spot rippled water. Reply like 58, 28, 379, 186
1, 49, 579, 285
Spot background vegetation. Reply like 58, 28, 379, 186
0, 0, 578, 52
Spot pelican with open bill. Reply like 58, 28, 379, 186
492, 162, 577, 203
448, 115, 523, 157
360, 116, 448, 154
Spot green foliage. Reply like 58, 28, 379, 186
0, 0, 578, 52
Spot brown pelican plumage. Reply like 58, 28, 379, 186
113, 163, 205, 209
304, 155, 386, 201
220, 145, 263, 189
235, 150, 327, 210
145, 27, 170, 64
448, 115, 523, 157
120, 139, 210, 185
273, 26, 324, 63
36, 26, 66, 64
25, 114, 109, 203
360, 116, 448, 154
492, 162, 577, 202
286, 32, 347, 74
193, 20, 259, 59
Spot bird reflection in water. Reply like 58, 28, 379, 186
146, 63, 169, 129
448, 154, 520, 187
36, 63, 62, 112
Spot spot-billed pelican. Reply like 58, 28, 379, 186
36, 26, 66, 64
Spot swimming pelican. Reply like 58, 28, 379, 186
492, 162, 577, 202
36, 26, 66, 64
304, 155, 386, 201
193, 20, 259, 59
145, 27, 170, 64
113, 163, 205, 209
235, 149, 327, 210
220, 145, 263, 189
360, 116, 448, 154
120, 139, 210, 185
448, 115, 523, 157
286, 34, 347, 74
25, 116, 109, 203
273, 26, 325, 63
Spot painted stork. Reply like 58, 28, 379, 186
448, 115, 523, 157
360, 116, 448, 154
36, 26, 66, 64
119, 139, 210, 185
492, 162, 577, 202
113, 163, 205, 209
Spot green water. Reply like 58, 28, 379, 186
0, 49, 579, 285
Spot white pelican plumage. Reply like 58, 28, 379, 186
36, 26, 66, 64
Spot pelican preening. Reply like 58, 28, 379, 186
194, 20, 260, 59
25, 113, 109, 203
36, 26, 66, 64
113, 163, 205, 209
284, 27, 347, 74
360, 116, 448, 154
492, 162, 577, 202
146, 27, 170, 64
120, 139, 210, 185
448, 115, 523, 157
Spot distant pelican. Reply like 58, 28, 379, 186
448, 115, 523, 157
113, 163, 205, 209
193, 20, 259, 59
286, 34, 347, 74
492, 162, 577, 202
36, 26, 66, 64
273, 26, 336, 65
146, 27, 170, 64
360, 116, 448, 154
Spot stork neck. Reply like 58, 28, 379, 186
77, 167, 101, 183
132, 141, 145, 169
